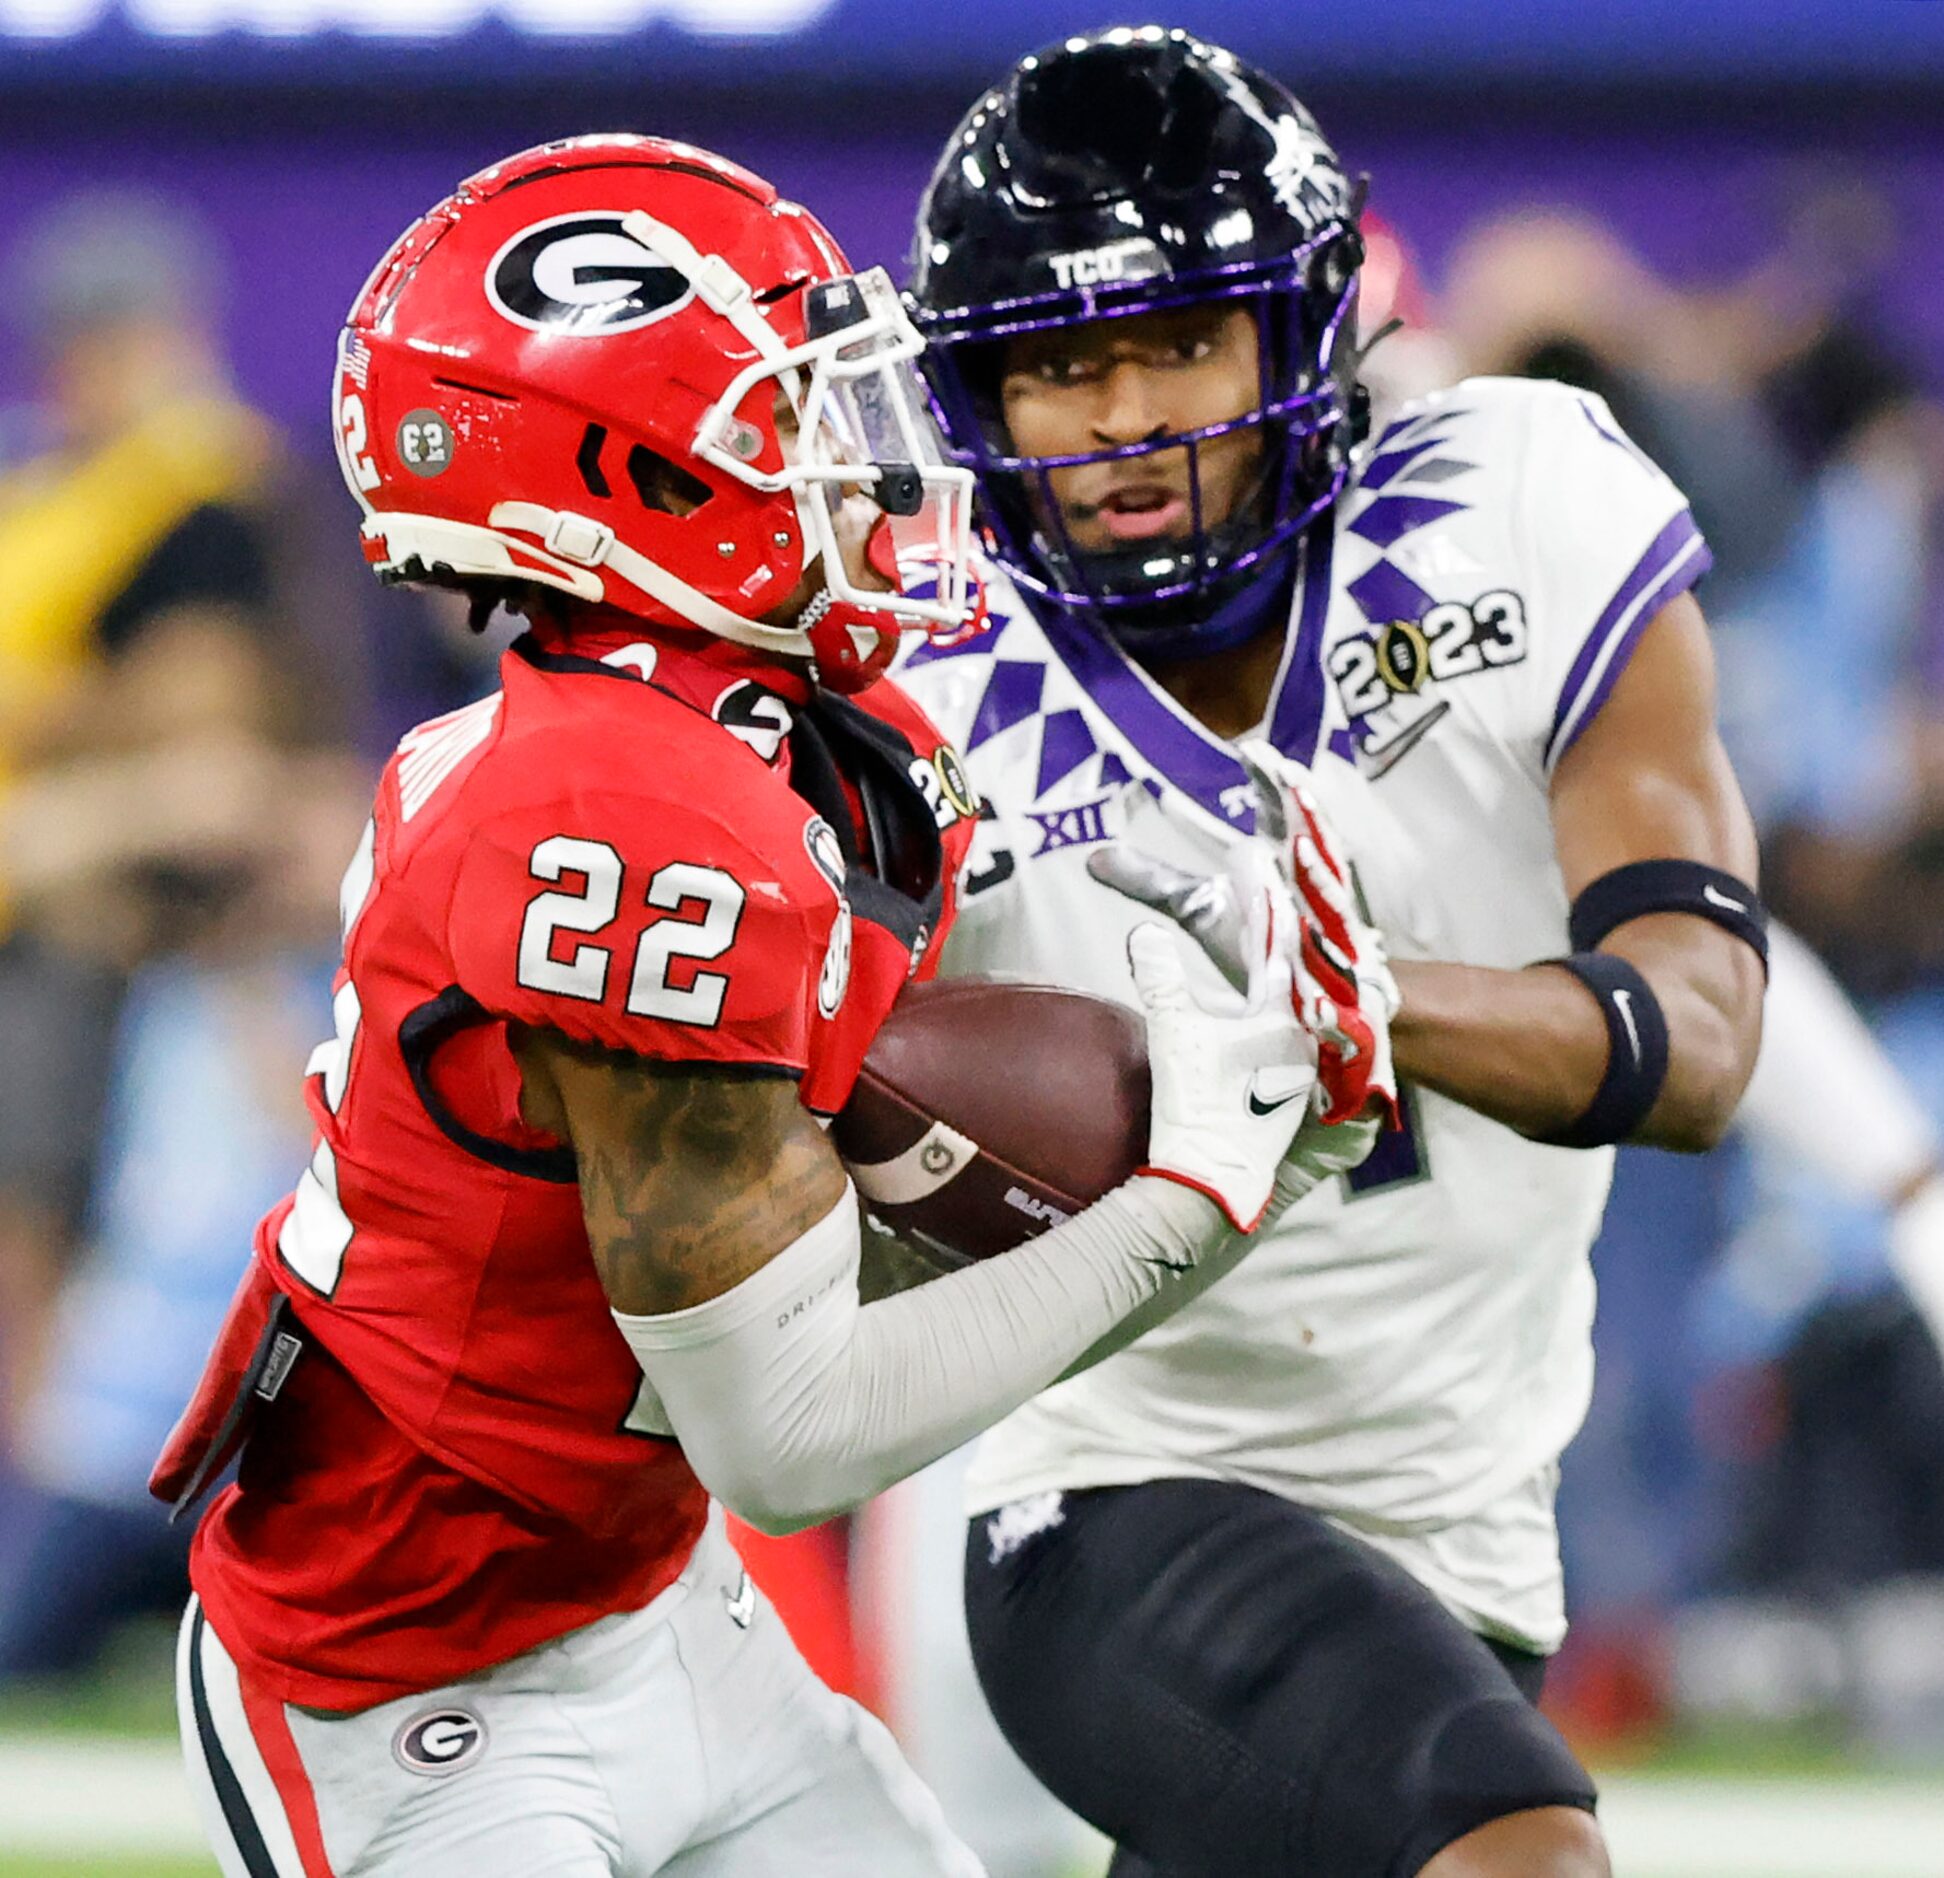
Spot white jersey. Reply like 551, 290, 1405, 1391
893, 376, 1711, 1652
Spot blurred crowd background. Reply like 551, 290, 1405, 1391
1, 4, 1941, 1873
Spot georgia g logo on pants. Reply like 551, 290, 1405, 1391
392, 1707, 487, 1777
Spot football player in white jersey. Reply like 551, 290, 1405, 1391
891, 28, 1768, 1878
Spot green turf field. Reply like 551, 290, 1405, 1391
0, 1860, 218, 1878
5, 1638, 1942, 1878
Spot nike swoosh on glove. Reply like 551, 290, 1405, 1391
1091, 840, 1385, 1211
1127, 900, 1317, 1234
1239, 741, 1401, 1129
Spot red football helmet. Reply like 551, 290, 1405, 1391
331, 135, 975, 689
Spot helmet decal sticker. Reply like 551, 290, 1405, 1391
396, 409, 455, 478
1265, 115, 1354, 232
487, 213, 694, 337
1042, 238, 1169, 292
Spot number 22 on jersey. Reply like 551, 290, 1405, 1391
518, 836, 745, 1025
280, 822, 747, 1297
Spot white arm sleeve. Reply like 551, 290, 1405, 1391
1742, 922, 1938, 1203
614, 1174, 1219, 1534
1745, 925, 1944, 1352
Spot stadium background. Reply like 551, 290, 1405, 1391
1, 3, 1941, 1873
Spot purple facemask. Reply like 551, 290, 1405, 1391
916, 240, 1362, 640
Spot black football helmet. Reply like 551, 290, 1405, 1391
908, 26, 1367, 649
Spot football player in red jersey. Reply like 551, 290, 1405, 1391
146, 136, 1360, 1878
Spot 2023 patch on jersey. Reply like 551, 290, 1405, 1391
893, 376, 1712, 1654
190, 628, 973, 1711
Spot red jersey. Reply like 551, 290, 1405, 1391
182, 625, 975, 1711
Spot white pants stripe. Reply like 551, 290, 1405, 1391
177, 1597, 321, 1878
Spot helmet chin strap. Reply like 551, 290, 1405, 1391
796, 588, 898, 694
490, 499, 812, 659
1097, 542, 1301, 663
487, 500, 911, 688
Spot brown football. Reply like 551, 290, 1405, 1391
831, 978, 1151, 1266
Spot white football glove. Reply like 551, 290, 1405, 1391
1127, 842, 1318, 1234
1269, 1106, 1384, 1218
1091, 745, 1399, 1128
1241, 742, 1400, 1127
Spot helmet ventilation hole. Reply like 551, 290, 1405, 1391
627, 443, 713, 517
576, 423, 612, 498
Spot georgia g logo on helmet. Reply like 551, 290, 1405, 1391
486, 212, 694, 336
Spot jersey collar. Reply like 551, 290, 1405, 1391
1032, 518, 1337, 835
519, 615, 817, 704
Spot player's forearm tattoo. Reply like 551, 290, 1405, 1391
573, 1061, 844, 1315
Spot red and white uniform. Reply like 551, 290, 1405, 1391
155, 122, 993, 1878
158, 621, 981, 1877
181, 622, 971, 1710
163, 626, 987, 1874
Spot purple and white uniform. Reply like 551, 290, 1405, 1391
893, 375, 1710, 1653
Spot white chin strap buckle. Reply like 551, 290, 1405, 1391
544, 512, 615, 568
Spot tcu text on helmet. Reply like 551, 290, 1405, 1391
1043, 237, 1168, 292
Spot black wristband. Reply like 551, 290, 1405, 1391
1536, 953, 1670, 1149
1568, 859, 1769, 974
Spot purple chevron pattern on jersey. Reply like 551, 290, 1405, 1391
1035, 708, 1099, 797
1346, 556, 1435, 628
902, 626, 1000, 669
1349, 493, 1471, 550
968, 659, 1045, 750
